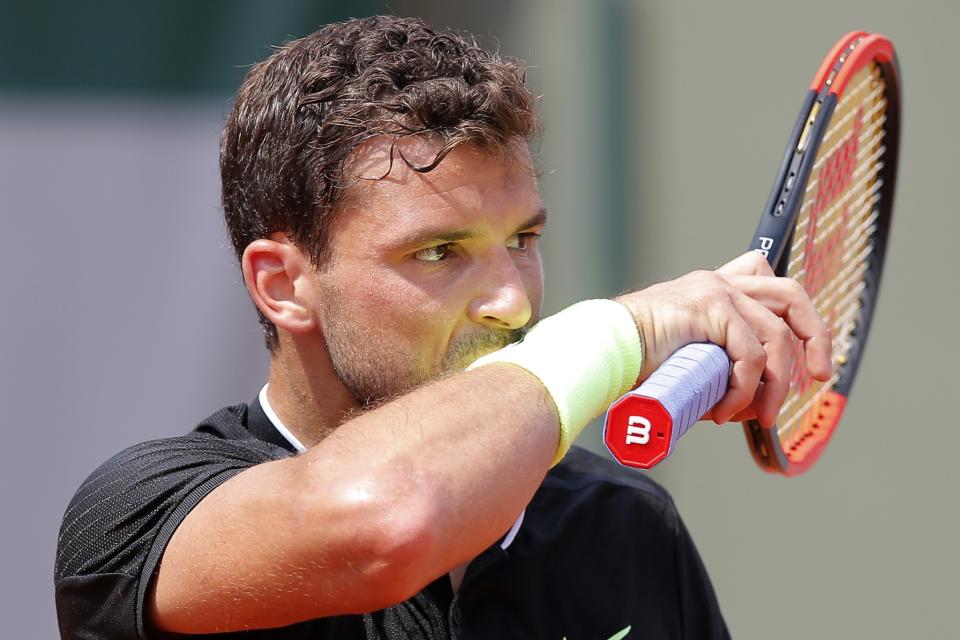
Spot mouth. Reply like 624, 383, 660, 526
442, 327, 527, 372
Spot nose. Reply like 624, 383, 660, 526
467, 250, 533, 331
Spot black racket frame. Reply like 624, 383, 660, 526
743, 47, 901, 474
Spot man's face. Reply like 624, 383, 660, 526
312, 139, 546, 407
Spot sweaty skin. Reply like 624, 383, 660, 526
149, 140, 830, 633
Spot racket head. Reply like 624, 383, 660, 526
744, 32, 901, 476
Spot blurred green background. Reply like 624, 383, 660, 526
2, 1, 956, 637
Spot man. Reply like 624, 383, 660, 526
55, 15, 831, 639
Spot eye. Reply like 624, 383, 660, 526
507, 232, 542, 251
413, 244, 453, 262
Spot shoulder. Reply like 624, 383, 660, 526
82, 402, 287, 498
56, 430, 285, 578
55, 405, 292, 638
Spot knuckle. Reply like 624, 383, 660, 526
702, 289, 727, 309
757, 347, 768, 367
701, 275, 729, 298
786, 278, 809, 300
681, 271, 728, 308
687, 269, 718, 286
774, 321, 792, 343
752, 341, 768, 364
819, 324, 834, 350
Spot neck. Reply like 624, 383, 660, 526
264, 335, 360, 448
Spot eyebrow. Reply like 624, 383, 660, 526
396, 206, 548, 249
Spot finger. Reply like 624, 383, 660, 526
700, 370, 776, 426
727, 291, 793, 427
715, 250, 775, 277
705, 397, 763, 425
707, 307, 766, 424
729, 406, 760, 423
702, 383, 761, 423
728, 382, 765, 423
718, 275, 833, 381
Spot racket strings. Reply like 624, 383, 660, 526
778, 61, 888, 449
787, 199, 880, 329
788, 140, 885, 261
803, 108, 886, 197
787, 117, 886, 283
788, 174, 883, 275
816, 239, 874, 309
776, 198, 881, 427
794, 114, 886, 240
777, 275, 870, 438
789, 174, 883, 320
790, 99, 887, 251
776, 247, 873, 431
796, 64, 885, 209
807, 68, 886, 174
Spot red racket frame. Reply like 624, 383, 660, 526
743, 32, 900, 475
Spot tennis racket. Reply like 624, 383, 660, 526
604, 31, 900, 475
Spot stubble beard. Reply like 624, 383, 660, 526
323, 314, 526, 409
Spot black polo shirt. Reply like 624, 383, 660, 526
55, 400, 729, 639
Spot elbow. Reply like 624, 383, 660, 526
366, 498, 442, 606
299, 473, 442, 610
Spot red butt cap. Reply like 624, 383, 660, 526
604, 394, 675, 469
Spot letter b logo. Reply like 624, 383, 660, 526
625, 416, 652, 445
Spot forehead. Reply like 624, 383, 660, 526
334, 137, 542, 242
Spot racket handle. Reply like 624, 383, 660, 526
604, 343, 731, 469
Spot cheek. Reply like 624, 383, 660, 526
338, 270, 454, 351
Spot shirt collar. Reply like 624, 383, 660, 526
258, 384, 307, 453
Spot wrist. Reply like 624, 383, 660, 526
613, 293, 659, 381
467, 299, 643, 465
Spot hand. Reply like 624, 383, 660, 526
615, 251, 833, 427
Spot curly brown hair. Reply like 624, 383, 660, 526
220, 15, 540, 350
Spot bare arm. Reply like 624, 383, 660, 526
150, 364, 558, 633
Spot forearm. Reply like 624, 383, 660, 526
306, 363, 559, 579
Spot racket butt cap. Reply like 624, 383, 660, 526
604, 395, 674, 469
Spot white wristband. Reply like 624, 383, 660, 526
467, 299, 643, 465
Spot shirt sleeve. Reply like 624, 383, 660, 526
54, 434, 286, 640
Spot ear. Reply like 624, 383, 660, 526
241, 235, 317, 337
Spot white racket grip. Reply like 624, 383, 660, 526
604, 343, 732, 468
